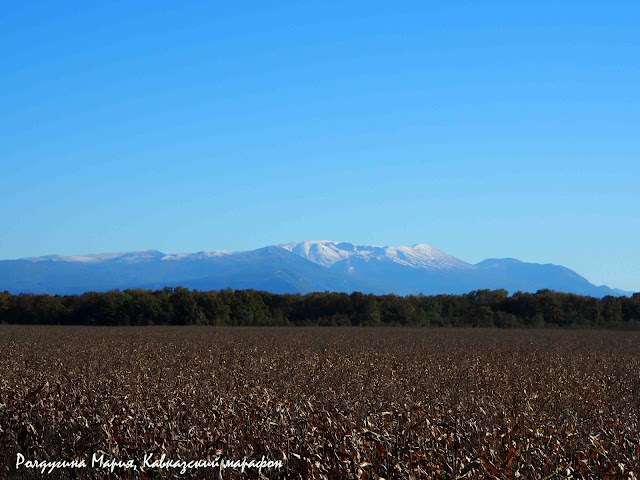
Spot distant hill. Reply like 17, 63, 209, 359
0, 241, 632, 297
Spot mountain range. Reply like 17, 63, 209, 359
0, 241, 632, 297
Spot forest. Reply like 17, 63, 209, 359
1, 287, 639, 328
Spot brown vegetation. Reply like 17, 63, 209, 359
1, 326, 639, 479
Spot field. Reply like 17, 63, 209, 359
1, 326, 640, 479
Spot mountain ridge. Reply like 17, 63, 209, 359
1, 241, 632, 297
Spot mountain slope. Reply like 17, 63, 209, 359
474, 258, 623, 297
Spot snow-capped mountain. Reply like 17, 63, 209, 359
0, 241, 631, 297
280, 241, 474, 270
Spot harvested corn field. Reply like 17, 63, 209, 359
1, 326, 640, 479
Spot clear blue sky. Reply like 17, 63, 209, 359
1, 1, 639, 291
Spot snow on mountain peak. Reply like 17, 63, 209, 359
280, 240, 473, 270
25, 252, 127, 263
280, 241, 352, 267
24, 249, 233, 264
22, 241, 472, 271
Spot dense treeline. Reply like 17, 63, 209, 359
1, 287, 639, 328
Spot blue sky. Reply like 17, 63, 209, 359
1, 1, 639, 291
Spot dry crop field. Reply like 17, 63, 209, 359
1, 326, 640, 479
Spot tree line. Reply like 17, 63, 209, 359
1, 287, 639, 328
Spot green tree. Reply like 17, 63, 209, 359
170, 287, 206, 325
